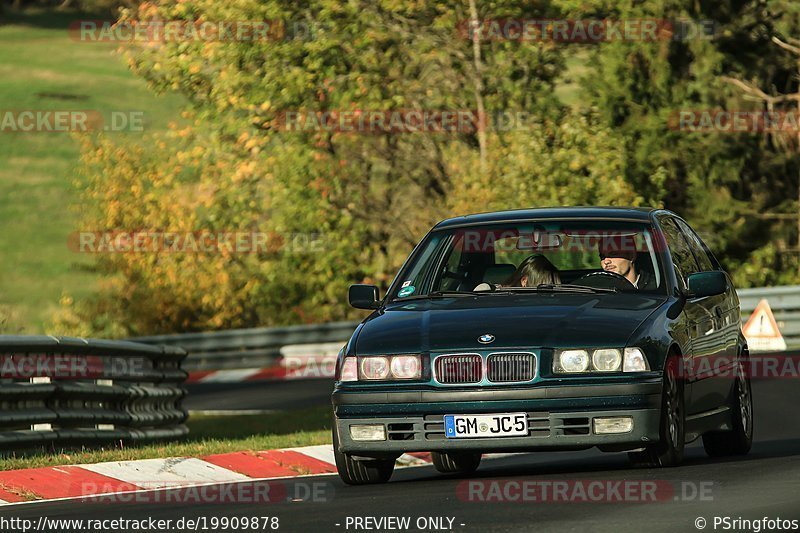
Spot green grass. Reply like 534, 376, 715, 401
0, 8, 184, 333
0, 406, 333, 471
0, 9, 592, 334
554, 48, 591, 109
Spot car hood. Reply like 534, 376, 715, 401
355, 292, 668, 354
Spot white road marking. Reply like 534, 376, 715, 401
198, 368, 263, 383
81, 457, 250, 489
286, 444, 336, 465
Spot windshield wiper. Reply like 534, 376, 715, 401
393, 290, 499, 301
393, 284, 616, 302
537, 283, 617, 294
493, 284, 616, 294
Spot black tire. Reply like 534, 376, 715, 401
431, 451, 482, 475
702, 360, 753, 457
629, 355, 685, 467
332, 424, 395, 485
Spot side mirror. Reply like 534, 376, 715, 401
349, 284, 380, 310
687, 271, 727, 298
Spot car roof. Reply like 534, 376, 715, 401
433, 206, 666, 229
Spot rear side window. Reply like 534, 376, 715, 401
658, 217, 700, 289
675, 219, 716, 272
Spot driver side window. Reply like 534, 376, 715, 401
438, 237, 465, 291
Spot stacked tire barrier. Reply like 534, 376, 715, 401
0, 336, 188, 448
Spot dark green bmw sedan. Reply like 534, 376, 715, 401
332, 207, 753, 484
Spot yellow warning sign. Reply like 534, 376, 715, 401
742, 299, 787, 352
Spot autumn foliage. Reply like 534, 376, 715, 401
52, 0, 800, 335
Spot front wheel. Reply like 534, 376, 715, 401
431, 451, 481, 475
702, 361, 753, 457
332, 424, 395, 485
629, 355, 685, 467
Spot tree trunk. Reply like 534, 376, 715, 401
467, 0, 488, 178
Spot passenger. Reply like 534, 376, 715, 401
505, 255, 561, 287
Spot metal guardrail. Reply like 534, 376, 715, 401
132, 286, 800, 372
133, 321, 358, 372
0, 336, 188, 448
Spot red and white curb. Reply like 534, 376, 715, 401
187, 343, 342, 383
0, 445, 447, 506
187, 363, 335, 383
187, 367, 305, 383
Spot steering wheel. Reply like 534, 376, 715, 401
573, 271, 635, 291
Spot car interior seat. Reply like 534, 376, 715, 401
481, 263, 516, 286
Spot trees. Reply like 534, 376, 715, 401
718, 1, 800, 284
568, 0, 800, 285
57, 0, 591, 335
54, 0, 800, 335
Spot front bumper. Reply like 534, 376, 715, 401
332, 379, 662, 455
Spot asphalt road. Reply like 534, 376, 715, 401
4, 377, 800, 532
184, 379, 334, 412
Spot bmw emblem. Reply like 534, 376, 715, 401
478, 333, 495, 344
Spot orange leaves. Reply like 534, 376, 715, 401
231, 161, 256, 183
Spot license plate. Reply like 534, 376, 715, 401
444, 413, 528, 438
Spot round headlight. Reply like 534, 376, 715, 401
558, 350, 589, 373
592, 349, 622, 372
390, 355, 421, 379
360, 356, 390, 380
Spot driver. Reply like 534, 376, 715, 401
598, 236, 653, 289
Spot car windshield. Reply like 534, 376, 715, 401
390, 219, 666, 300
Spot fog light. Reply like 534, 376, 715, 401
593, 417, 633, 434
349, 424, 386, 441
